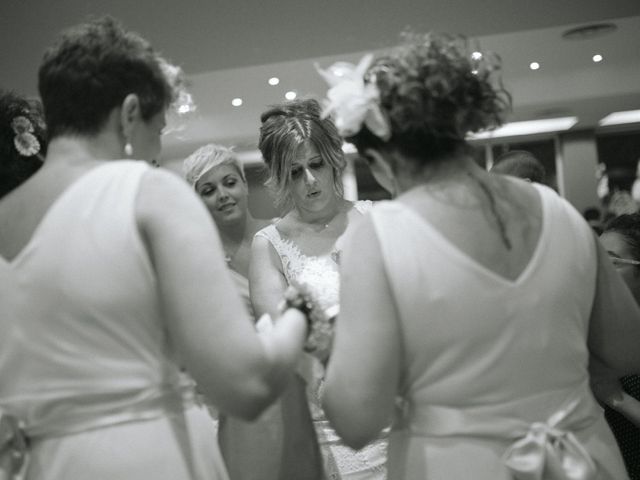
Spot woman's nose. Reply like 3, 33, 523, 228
303, 168, 317, 185
217, 186, 230, 200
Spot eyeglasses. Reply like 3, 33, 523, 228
609, 256, 640, 268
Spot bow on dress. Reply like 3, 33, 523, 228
0, 414, 27, 480
502, 399, 597, 480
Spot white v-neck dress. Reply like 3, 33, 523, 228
0, 162, 227, 480
368, 184, 628, 479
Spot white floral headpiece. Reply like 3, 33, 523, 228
11, 116, 41, 157
317, 54, 391, 141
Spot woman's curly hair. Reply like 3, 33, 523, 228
0, 90, 47, 199
349, 32, 511, 167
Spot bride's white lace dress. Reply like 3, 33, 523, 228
255, 200, 387, 480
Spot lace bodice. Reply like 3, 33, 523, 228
255, 200, 371, 312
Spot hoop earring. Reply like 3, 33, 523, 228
124, 142, 133, 157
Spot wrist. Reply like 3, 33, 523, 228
281, 286, 314, 337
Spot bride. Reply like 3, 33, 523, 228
250, 98, 386, 479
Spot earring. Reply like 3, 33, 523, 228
124, 142, 133, 157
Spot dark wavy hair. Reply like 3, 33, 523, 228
348, 32, 511, 169
258, 98, 346, 211
0, 90, 47, 198
604, 213, 640, 267
38, 16, 174, 139
491, 150, 546, 184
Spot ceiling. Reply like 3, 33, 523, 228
1, 1, 639, 163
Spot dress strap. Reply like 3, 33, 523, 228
354, 199, 373, 214
254, 225, 287, 257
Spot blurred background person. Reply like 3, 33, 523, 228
183, 143, 281, 480
0, 89, 46, 198
318, 32, 637, 479
490, 149, 546, 184
596, 213, 640, 479
0, 16, 308, 480
250, 98, 385, 479
584, 206, 604, 235
602, 167, 638, 220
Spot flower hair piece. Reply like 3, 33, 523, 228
11, 116, 41, 157
317, 54, 391, 141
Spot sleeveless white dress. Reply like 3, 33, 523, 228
367, 184, 628, 479
0, 162, 227, 480
255, 200, 387, 480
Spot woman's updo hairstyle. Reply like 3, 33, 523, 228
349, 32, 511, 168
259, 98, 346, 211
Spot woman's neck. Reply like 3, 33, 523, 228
218, 216, 248, 247
218, 213, 264, 249
395, 153, 483, 193
293, 195, 346, 227
44, 133, 124, 167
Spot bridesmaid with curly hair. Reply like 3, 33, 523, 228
319, 32, 637, 479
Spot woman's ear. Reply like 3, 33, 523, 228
364, 148, 397, 196
119, 93, 141, 139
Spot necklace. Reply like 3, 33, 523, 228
299, 210, 339, 232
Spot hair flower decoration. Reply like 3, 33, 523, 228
11, 115, 41, 157
317, 54, 391, 141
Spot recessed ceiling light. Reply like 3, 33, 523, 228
468, 117, 578, 140
592, 54, 603, 63
471, 51, 483, 61
598, 110, 640, 127
268, 77, 280, 86
529, 62, 540, 71
231, 98, 243, 107
285, 91, 297, 100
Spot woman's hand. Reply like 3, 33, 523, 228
592, 371, 640, 427
609, 390, 640, 427
280, 284, 337, 362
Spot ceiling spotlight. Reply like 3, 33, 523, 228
231, 98, 243, 107
529, 62, 540, 71
285, 91, 297, 100
471, 51, 483, 61
592, 54, 603, 63
268, 77, 280, 86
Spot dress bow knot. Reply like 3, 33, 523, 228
503, 400, 597, 480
